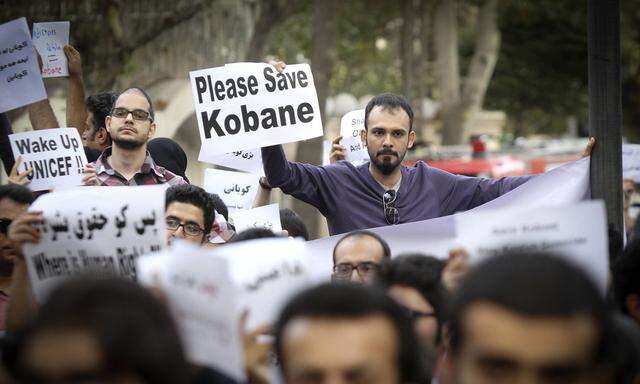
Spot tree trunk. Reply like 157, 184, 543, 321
292, 0, 337, 239
401, 0, 416, 101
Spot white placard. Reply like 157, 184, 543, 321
10, 128, 87, 191
190, 62, 323, 156
137, 241, 245, 381
214, 238, 311, 330
32, 21, 70, 78
456, 200, 608, 293
0, 18, 47, 113
341, 134, 369, 165
322, 139, 331, 166
623, 144, 640, 182
231, 203, 282, 234
203, 168, 260, 210
200, 148, 264, 176
23, 185, 167, 301
339, 109, 365, 138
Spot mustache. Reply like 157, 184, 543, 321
377, 149, 398, 157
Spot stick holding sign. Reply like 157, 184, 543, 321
0, 18, 47, 113
190, 63, 323, 156
32, 21, 70, 78
9, 128, 87, 191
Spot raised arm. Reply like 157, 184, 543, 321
28, 51, 59, 130
64, 45, 87, 136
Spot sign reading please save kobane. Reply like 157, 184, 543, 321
189, 62, 323, 155
10, 128, 87, 191
23, 185, 167, 301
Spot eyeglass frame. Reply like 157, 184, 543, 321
332, 261, 381, 280
383, 189, 399, 225
402, 307, 437, 321
110, 107, 153, 122
165, 216, 205, 237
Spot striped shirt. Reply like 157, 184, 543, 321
92, 147, 187, 186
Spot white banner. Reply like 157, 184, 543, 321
32, 21, 70, 78
0, 17, 47, 113
10, 128, 87, 191
623, 144, 640, 182
203, 168, 260, 211
24, 185, 167, 301
190, 62, 323, 156
200, 148, 264, 176
137, 242, 245, 381
230, 203, 282, 234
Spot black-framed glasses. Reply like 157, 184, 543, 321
166, 217, 204, 237
383, 189, 399, 225
111, 107, 152, 122
403, 306, 437, 321
332, 262, 380, 280
0, 218, 11, 235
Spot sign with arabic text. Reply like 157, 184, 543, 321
203, 168, 260, 211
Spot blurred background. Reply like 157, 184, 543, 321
2, 0, 639, 237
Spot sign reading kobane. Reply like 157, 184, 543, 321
189, 62, 323, 156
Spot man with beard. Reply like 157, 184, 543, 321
83, 87, 187, 186
262, 93, 543, 235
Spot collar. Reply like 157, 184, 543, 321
95, 146, 167, 180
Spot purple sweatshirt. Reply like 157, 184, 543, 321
262, 145, 534, 235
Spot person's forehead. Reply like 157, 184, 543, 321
283, 315, 398, 366
334, 235, 385, 264
367, 106, 410, 131
0, 197, 29, 220
166, 201, 205, 226
459, 302, 598, 364
114, 91, 150, 112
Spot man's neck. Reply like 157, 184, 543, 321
108, 144, 147, 179
368, 163, 402, 189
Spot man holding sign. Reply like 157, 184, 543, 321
263, 93, 595, 235
84, 87, 186, 186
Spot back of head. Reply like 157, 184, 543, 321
14, 276, 190, 383
613, 238, 640, 318
449, 252, 608, 358
364, 93, 414, 132
274, 282, 426, 383
279, 208, 310, 240
0, 184, 34, 206
147, 138, 189, 182
231, 227, 278, 242
85, 92, 116, 131
166, 184, 217, 235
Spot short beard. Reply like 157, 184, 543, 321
368, 148, 403, 175
113, 137, 145, 150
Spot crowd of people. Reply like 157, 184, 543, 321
0, 41, 637, 384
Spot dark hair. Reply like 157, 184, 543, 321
231, 227, 278, 242
147, 138, 189, 182
115, 87, 155, 121
613, 238, 640, 315
166, 184, 217, 235
0, 184, 34, 206
280, 208, 309, 241
85, 92, 116, 132
377, 253, 448, 343
448, 252, 609, 362
332, 230, 391, 264
364, 93, 414, 132
12, 276, 190, 383
209, 193, 229, 222
274, 283, 428, 383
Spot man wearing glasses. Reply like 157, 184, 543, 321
165, 185, 218, 246
83, 87, 186, 187
331, 230, 390, 284
262, 93, 584, 236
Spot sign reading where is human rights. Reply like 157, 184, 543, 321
189, 62, 323, 156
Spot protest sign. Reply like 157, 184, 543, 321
322, 139, 331, 166
203, 168, 259, 211
215, 238, 311, 329
190, 62, 323, 156
200, 148, 264, 176
304, 157, 592, 283
230, 203, 282, 234
32, 21, 70, 78
0, 17, 47, 113
10, 128, 87, 191
623, 144, 640, 183
456, 200, 608, 293
137, 241, 245, 381
339, 109, 365, 138
341, 134, 369, 164
23, 185, 167, 301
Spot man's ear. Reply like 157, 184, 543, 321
360, 128, 367, 144
148, 122, 157, 139
96, 128, 109, 145
407, 130, 416, 149
105, 116, 112, 135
